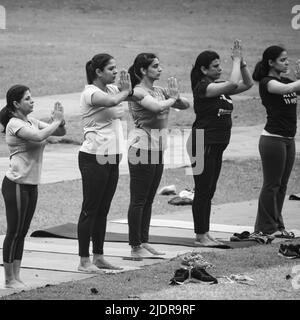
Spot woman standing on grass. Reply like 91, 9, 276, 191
0, 84, 66, 288
127, 53, 190, 259
188, 40, 253, 247
252, 46, 300, 237
77, 53, 132, 272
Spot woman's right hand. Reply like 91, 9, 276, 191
167, 77, 180, 100
231, 39, 243, 61
118, 69, 132, 93
52, 101, 64, 123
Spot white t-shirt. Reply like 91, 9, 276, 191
5, 117, 46, 185
79, 84, 125, 155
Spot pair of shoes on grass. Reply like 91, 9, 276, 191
278, 244, 300, 259
169, 267, 217, 285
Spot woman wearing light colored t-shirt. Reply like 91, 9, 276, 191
127, 53, 190, 259
0, 84, 65, 289
77, 53, 132, 272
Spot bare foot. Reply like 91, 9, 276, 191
141, 243, 166, 255
93, 257, 123, 270
78, 261, 101, 273
205, 233, 224, 245
5, 279, 26, 289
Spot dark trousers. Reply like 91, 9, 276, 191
2, 176, 38, 263
255, 135, 295, 234
127, 147, 164, 247
190, 144, 228, 234
77, 151, 120, 257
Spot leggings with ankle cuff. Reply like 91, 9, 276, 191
191, 143, 228, 234
127, 147, 164, 247
255, 135, 295, 234
77, 151, 120, 257
2, 176, 38, 263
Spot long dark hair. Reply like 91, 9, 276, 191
85, 53, 114, 84
128, 53, 157, 88
191, 51, 220, 90
252, 45, 285, 81
0, 84, 30, 132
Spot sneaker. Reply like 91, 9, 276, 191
169, 268, 189, 285
141, 243, 166, 255
278, 244, 300, 259
158, 185, 176, 195
191, 267, 218, 284
230, 231, 251, 241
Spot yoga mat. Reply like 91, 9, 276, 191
0, 250, 159, 274
111, 218, 255, 234
30, 223, 259, 249
0, 235, 181, 260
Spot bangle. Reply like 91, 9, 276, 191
59, 120, 65, 127
128, 89, 134, 97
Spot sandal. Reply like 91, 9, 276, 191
272, 230, 295, 239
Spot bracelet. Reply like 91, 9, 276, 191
241, 63, 247, 68
59, 120, 65, 127
128, 89, 134, 97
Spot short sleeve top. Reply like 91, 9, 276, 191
259, 76, 297, 137
128, 85, 170, 151
79, 84, 125, 155
192, 78, 233, 144
5, 117, 46, 185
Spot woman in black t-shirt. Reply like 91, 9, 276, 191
188, 40, 253, 247
252, 45, 300, 238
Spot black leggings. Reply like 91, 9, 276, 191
77, 151, 120, 257
127, 147, 164, 247
190, 144, 228, 234
2, 176, 38, 263
255, 135, 295, 234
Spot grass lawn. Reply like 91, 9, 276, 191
2, 240, 300, 300
0, 0, 299, 98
